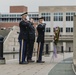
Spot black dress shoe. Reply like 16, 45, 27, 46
19, 61, 28, 64
27, 60, 35, 63
19, 62, 22, 64
36, 60, 45, 63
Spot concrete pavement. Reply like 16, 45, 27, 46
0, 53, 73, 75
48, 57, 75, 75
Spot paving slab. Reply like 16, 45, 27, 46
0, 53, 73, 75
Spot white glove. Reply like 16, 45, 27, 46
42, 20, 45, 23
26, 16, 29, 21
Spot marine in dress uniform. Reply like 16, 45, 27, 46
27, 18, 35, 62
36, 17, 46, 63
18, 12, 29, 64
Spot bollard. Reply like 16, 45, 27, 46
45, 44, 49, 54
13, 47, 15, 59
0, 35, 5, 64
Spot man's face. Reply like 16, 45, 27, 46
39, 19, 43, 23
22, 14, 27, 20
30, 18, 34, 23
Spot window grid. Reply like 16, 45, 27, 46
54, 13, 63, 21
60, 28, 63, 32
41, 13, 51, 21
46, 28, 51, 32
66, 27, 73, 32
66, 12, 75, 21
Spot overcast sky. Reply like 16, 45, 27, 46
0, 0, 76, 13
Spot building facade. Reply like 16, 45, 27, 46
39, 6, 76, 53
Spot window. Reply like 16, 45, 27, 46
0, 18, 1, 22
71, 16, 73, 21
71, 28, 73, 32
46, 28, 51, 32
66, 12, 75, 21
28, 14, 31, 17
17, 15, 21, 17
33, 18, 39, 22
37, 14, 39, 16
17, 18, 21, 21
32, 14, 35, 17
66, 27, 73, 33
41, 13, 51, 21
53, 27, 63, 32
60, 28, 63, 32
66, 28, 70, 32
66, 16, 70, 21
28, 14, 39, 22
54, 13, 63, 21
31, 14, 39, 17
